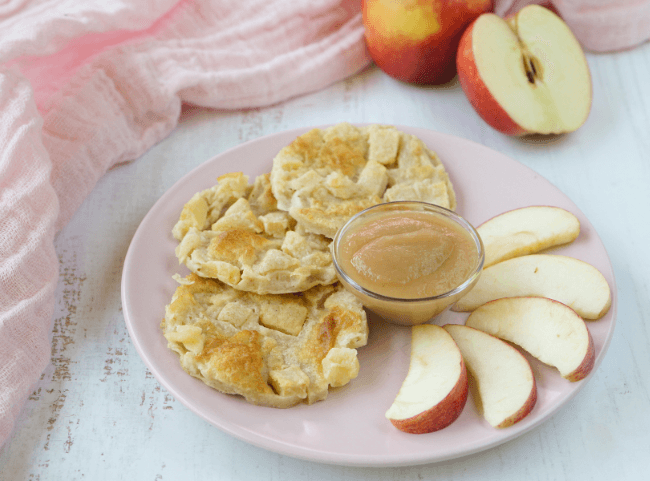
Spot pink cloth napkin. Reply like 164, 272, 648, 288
0, 0, 370, 449
0, 0, 648, 451
495, 0, 650, 52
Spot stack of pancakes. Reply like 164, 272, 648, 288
162, 123, 456, 408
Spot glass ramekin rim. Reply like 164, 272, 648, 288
330, 201, 485, 303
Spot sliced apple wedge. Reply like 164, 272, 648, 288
466, 297, 595, 381
478, 206, 580, 268
457, 5, 592, 135
386, 324, 468, 434
443, 324, 536, 428
453, 254, 611, 319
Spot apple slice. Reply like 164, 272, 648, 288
466, 297, 595, 381
457, 5, 592, 135
385, 324, 468, 434
478, 206, 580, 268
453, 254, 611, 319
443, 324, 536, 428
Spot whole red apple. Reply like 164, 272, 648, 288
362, 0, 493, 85
456, 5, 592, 135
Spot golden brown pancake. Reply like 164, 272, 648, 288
173, 172, 337, 294
162, 274, 368, 407
270, 123, 456, 238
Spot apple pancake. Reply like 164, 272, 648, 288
173, 172, 337, 294
270, 123, 457, 238
162, 273, 368, 408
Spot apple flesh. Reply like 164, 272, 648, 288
443, 324, 536, 428
363, 0, 493, 85
385, 324, 468, 434
453, 254, 611, 320
466, 297, 595, 381
457, 5, 592, 135
478, 206, 580, 268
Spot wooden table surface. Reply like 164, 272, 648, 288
2, 41, 649, 480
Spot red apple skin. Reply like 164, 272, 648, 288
564, 328, 595, 382
363, 0, 493, 85
496, 378, 537, 428
456, 17, 526, 135
389, 358, 469, 434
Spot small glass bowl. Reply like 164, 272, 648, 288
331, 201, 485, 326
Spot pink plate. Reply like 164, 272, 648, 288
121, 125, 617, 467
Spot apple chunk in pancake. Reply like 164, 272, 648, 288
453, 254, 611, 320
444, 324, 536, 428
478, 206, 580, 268
466, 297, 595, 381
457, 5, 591, 135
385, 324, 468, 434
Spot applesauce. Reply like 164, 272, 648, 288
331, 202, 484, 326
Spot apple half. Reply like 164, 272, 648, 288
385, 324, 468, 434
457, 5, 592, 135
444, 324, 536, 428
466, 297, 595, 381
453, 254, 611, 319
478, 206, 580, 268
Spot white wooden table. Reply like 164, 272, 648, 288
2, 41, 649, 480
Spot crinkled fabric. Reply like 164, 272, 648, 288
495, 0, 650, 52
0, 0, 370, 449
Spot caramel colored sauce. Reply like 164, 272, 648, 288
338, 211, 478, 299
